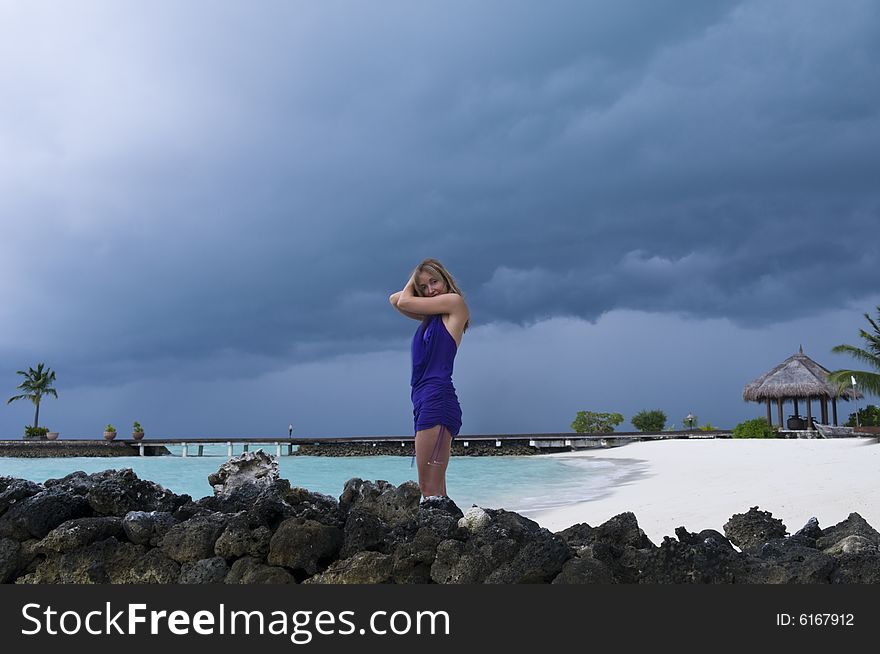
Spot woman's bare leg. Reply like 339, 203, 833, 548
415, 425, 451, 498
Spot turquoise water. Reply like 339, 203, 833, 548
0, 445, 634, 518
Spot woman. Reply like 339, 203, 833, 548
389, 258, 469, 500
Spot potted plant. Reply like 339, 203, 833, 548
103, 424, 117, 440
132, 421, 145, 441
23, 425, 49, 440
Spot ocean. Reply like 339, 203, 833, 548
0, 444, 634, 518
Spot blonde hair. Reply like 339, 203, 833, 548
412, 258, 469, 332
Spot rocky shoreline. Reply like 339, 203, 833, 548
1, 451, 878, 584
0, 441, 170, 457
294, 441, 552, 456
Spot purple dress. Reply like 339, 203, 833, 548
411, 314, 462, 438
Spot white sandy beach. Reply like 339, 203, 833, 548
530, 438, 880, 544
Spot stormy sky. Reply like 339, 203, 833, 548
2, 1, 878, 438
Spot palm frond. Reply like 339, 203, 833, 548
830, 344, 880, 369
828, 370, 880, 398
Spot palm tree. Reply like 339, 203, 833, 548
828, 306, 880, 398
7, 363, 58, 429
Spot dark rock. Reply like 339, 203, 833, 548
122, 511, 178, 547
416, 496, 465, 541
695, 530, 736, 550
723, 507, 787, 553
267, 518, 343, 576
305, 552, 394, 584
556, 522, 595, 549
592, 512, 654, 550
179, 557, 230, 584
392, 527, 442, 584
793, 517, 823, 546
339, 479, 421, 529
830, 552, 880, 583
214, 518, 272, 560
563, 513, 655, 584
430, 539, 494, 584
84, 469, 189, 516
44, 470, 105, 495
172, 501, 209, 522
226, 557, 294, 584
18, 538, 157, 584
0, 537, 21, 583
746, 538, 837, 583
816, 513, 880, 551
484, 534, 571, 583
341, 508, 392, 558
283, 487, 343, 526
639, 531, 750, 583
197, 478, 296, 528
0, 478, 43, 517
161, 515, 229, 563
433, 509, 571, 584
552, 557, 615, 584
0, 488, 92, 540
123, 548, 181, 584
13, 540, 42, 580
37, 517, 124, 553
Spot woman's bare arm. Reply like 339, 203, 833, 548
397, 288, 466, 316
389, 290, 425, 321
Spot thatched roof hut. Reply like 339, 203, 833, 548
743, 346, 862, 429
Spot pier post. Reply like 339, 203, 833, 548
139, 443, 145, 457
288, 443, 294, 455
275, 442, 282, 457
182, 443, 188, 458
198, 445, 204, 457
227, 442, 233, 457
243, 444, 249, 452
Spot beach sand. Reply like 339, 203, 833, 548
530, 437, 880, 544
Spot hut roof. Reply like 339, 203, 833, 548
742, 347, 863, 402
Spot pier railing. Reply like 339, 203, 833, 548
125, 430, 733, 456
0, 430, 733, 457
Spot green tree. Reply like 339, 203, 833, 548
733, 417, 777, 439
571, 411, 624, 434
845, 404, 880, 427
828, 306, 880, 398
631, 409, 667, 432
7, 363, 58, 433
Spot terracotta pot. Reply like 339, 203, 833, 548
103, 430, 117, 441
132, 431, 145, 441
46, 432, 59, 441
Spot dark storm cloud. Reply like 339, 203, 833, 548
2, 0, 878, 387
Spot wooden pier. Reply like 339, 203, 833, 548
1, 430, 734, 458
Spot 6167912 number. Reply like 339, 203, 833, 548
776, 613, 854, 627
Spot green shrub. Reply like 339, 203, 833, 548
571, 411, 624, 433
845, 405, 880, 427
105, 424, 117, 432
631, 409, 667, 432
733, 418, 777, 439
699, 423, 718, 431
24, 425, 49, 440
